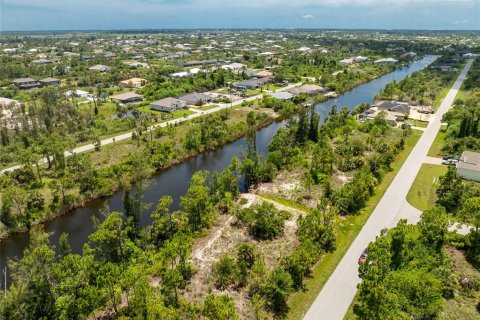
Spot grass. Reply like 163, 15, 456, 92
286, 129, 423, 320
257, 194, 309, 212
406, 164, 447, 211
406, 119, 428, 128
428, 125, 448, 157
441, 246, 480, 319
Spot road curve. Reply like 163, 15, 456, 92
1, 83, 301, 175
303, 59, 474, 320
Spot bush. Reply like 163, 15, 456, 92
237, 202, 290, 240
212, 254, 241, 289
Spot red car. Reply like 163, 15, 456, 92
358, 248, 368, 264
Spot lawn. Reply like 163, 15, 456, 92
406, 119, 428, 128
406, 164, 447, 211
286, 129, 423, 320
428, 125, 447, 157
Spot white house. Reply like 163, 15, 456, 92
457, 151, 480, 182
374, 58, 398, 65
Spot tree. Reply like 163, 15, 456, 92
418, 206, 448, 250
180, 171, 215, 231
203, 294, 239, 320
260, 266, 293, 313
212, 254, 241, 289
436, 167, 464, 213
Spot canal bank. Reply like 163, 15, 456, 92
0, 55, 437, 289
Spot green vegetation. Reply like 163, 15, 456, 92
407, 164, 447, 211
287, 129, 422, 320
377, 54, 464, 106
428, 126, 447, 157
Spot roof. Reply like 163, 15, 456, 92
287, 84, 327, 95
120, 78, 147, 85
151, 97, 185, 107
256, 70, 273, 77
89, 64, 109, 71
179, 92, 212, 102
40, 77, 59, 82
461, 151, 480, 165
270, 91, 294, 100
13, 78, 37, 84
110, 92, 142, 101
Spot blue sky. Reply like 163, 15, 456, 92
1, 0, 479, 31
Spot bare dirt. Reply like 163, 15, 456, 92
184, 192, 307, 319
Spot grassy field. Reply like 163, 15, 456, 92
286, 129, 423, 320
406, 119, 429, 128
406, 164, 447, 211
428, 125, 448, 157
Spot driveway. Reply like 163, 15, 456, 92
303, 59, 473, 320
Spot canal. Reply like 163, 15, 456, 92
0, 55, 437, 289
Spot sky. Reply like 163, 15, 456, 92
1, 0, 479, 31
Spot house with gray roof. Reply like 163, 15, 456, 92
178, 92, 212, 105
12, 78, 40, 89
111, 92, 143, 104
151, 98, 187, 112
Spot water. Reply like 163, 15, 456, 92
0, 55, 437, 289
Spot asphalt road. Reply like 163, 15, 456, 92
303, 59, 474, 320
1, 83, 301, 175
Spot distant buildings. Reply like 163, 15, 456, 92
120, 78, 147, 88
287, 84, 328, 95
374, 58, 398, 65
12, 78, 40, 89
89, 64, 110, 72
39, 77, 60, 87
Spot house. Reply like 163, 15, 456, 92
126, 61, 149, 68
376, 100, 410, 115
32, 59, 54, 65
120, 78, 147, 88
339, 58, 355, 65
39, 77, 60, 87
255, 70, 273, 78
150, 98, 187, 112
234, 79, 263, 90
178, 92, 212, 105
66, 89, 94, 101
171, 71, 190, 78
269, 91, 294, 101
110, 92, 143, 104
374, 58, 398, 65
12, 78, 40, 89
221, 62, 246, 71
457, 151, 480, 182
358, 109, 403, 126
287, 84, 328, 95
89, 64, 110, 72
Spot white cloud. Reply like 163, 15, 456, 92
302, 14, 315, 19
452, 19, 471, 24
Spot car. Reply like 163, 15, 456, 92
358, 248, 368, 264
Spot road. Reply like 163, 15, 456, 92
1, 83, 301, 175
303, 59, 474, 320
